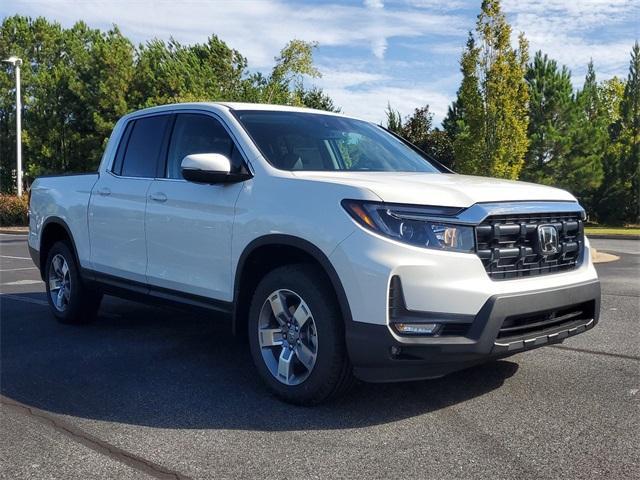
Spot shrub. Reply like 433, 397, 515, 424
0, 194, 29, 226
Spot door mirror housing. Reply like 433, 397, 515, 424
181, 153, 250, 183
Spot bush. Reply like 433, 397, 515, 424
0, 194, 29, 226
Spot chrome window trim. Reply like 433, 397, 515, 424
106, 170, 155, 181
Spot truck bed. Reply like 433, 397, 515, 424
28, 172, 100, 271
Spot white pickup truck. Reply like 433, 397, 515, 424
28, 102, 601, 404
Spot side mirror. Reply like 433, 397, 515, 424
181, 153, 245, 184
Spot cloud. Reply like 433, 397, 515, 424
5, 0, 465, 66
4, 0, 634, 125
503, 0, 638, 82
316, 68, 390, 89
371, 37, 388, 59
404, 0, 469, 11
322, 83, 452, 125
364, 0, 384, 9
503, 0, 639, 30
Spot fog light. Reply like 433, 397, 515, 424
394, 323, 440, 335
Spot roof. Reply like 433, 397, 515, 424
124, 101, 352, 121
217, 102, 345, 117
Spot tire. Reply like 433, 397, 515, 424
44, 241, 102, 325
248, 263, 353, 405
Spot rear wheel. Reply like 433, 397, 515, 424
248, 264, 353, 405
44, 241, 102, 324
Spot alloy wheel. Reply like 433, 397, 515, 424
48, 254, 71, 312
258, 289, 318, 386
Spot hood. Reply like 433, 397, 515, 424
290, 171, 576, 207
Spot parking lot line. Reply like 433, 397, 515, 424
0, 267, 38, 272
2, 280, 43, 287
0, 255, 32, 260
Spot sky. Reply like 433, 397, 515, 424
3, 0, 639, 125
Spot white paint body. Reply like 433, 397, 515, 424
28, 102, 599, 327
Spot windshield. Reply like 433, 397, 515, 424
234, 110, 441, 173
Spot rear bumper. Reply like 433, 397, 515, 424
346, 279, 601, 382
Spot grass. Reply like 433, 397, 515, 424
585, 226, 640, 236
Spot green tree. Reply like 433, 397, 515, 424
522, 51, 573, 184
603, 43, 640, 223
129, 35, 248, 108
384, 104, 454, 168
449, 0, 529, 179
1, 16, 136, 183
295, 86, 340, 112
266, 40, 321, 104
421, 129, 455, 169
0, 16, 337, 191
619, 43, 640, 223
402, 106, 433, 145
594, 77, 626, 223
450, 33, 484, 174
384, 103, 403, 135
442, 98, 462, 140
0, 15, 33, 190
555, 61, 607, 212
91, 27, 135, 147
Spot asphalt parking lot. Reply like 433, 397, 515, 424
1, 234, 638, 479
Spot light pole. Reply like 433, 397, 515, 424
3, 56, 23, 197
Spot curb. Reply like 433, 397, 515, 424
591, 248, 620, 264
0, 227, 28, 235
586, 234, 639, 240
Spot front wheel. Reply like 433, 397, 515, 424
44, 241, 102, 324
248, 264, 353, 405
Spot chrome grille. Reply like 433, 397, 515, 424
475, 212, 584, 280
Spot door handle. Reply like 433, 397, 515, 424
149, 192, 167, 203
97, 187, 111, 196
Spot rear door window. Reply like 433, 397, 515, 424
111, 121, 133, 175
119, 115, 171, 178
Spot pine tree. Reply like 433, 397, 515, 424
594, 77, 626, 223
384, 103, 403, 135
449, 0, 529, 179
522, 51, 573, 184
556, 61, 606, 212
616, 42, 640, 222
442, 98, 462, 139
0, 16, 337, 189
385, 104, 455, 168
295, 86, 341, 112
451, 33, 484, 174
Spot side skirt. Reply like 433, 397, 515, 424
81, 268, 233, 316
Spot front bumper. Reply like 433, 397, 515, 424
346, 280, 601, 382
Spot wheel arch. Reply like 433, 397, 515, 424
233, 234, 353, 336
38, 217, 82, 280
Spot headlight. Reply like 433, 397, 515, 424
342, 200, 475, 252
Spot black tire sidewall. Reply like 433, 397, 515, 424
248, 264, 348, 404
44, 242, 93, 324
